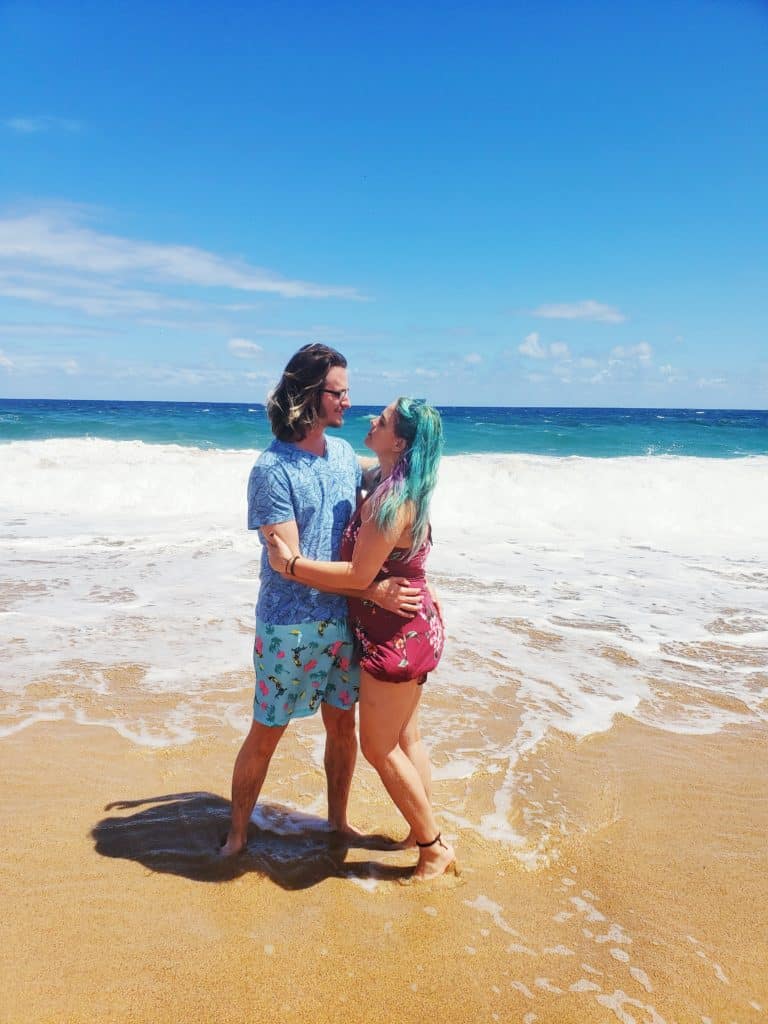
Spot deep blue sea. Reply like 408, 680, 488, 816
1, 398, 766, 457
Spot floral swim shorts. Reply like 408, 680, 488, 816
252, 617, 359, 727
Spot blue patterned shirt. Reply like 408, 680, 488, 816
247, 436, 362, 624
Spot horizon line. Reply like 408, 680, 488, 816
1, 395, 766, 414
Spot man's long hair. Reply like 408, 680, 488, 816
366, 398, 443, 557
267, 343, 348, 441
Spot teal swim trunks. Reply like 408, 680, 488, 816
252, 617, 359, 727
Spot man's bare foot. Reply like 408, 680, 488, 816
328, 820, 362, 839
219, 832, 246, 857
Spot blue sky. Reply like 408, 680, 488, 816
1, 0, 766, 407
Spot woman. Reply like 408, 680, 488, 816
267, 397, 457, 881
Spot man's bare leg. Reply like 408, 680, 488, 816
321, 702, 357, 832
220, 719, 287, 856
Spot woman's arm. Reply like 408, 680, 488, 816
266, 506, 410, 591
427, 579, 444, 624
259, 521, 420, 616
316, 575, 422, 616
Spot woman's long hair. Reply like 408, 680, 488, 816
267, 343, 347, 441
367, 398, 443, 556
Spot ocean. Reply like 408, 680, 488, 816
1, 398, 767, 456
1, 398, 767, 861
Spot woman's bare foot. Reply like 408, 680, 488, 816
395, 829, 417, 849
407, 833, 459, 882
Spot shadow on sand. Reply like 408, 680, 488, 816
91, 791, 411, 889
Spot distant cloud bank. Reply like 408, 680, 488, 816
228, 338, 263, 358
0, 206, 366, 320
530, 300, 626, 323
4, 116, 82, 134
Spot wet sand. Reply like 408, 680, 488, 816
3, 691, 767, 1024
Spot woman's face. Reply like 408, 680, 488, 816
365, 401, 404, 458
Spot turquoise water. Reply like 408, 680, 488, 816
0, 398, 766, 457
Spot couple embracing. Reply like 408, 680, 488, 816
220, 343, 457, 882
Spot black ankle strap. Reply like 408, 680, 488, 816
416, 832, 442, 848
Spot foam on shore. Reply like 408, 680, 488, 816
1, 440, 767, 863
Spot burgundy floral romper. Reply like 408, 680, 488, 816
340, 509, 445, 683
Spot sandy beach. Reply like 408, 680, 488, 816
3, 668, 767, 1024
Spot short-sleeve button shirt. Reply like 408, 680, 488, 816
247, 436, 362, 624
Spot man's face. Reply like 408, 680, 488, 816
317, 366, 351, 429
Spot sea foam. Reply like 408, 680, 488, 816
1, 440, 767, 851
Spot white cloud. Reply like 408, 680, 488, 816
696, 377, 727, 389
414, 367, 439, 378
518, 332, 546, 358
0, 268, 200, 316
4, 116, 81, 134
244, 370, 276, 382
0, 321, 113, 337
518, 332, 570, 361
0, 207, 365, 304
109, 363, 240, 388
0, 348, 86, 376
530, 300, 626, 323
610, 342, 652, 362
246, 326, 334, 338
139, 317, 231, 332
573, 342, 663, 386
464, 352, 482, 364
659, 363, 686, 384
228, 338, 263, 358
235, 324, 383, 341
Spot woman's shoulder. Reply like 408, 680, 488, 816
361, 463, 381, 495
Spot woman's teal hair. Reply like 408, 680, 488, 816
368, 397, 444, 555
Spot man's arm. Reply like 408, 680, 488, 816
261, 519, 300, 556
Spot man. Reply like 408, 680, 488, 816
221, 343, 420, 855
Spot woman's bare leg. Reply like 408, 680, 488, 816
359, 670, 455, 880
397, 701, 432, 847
